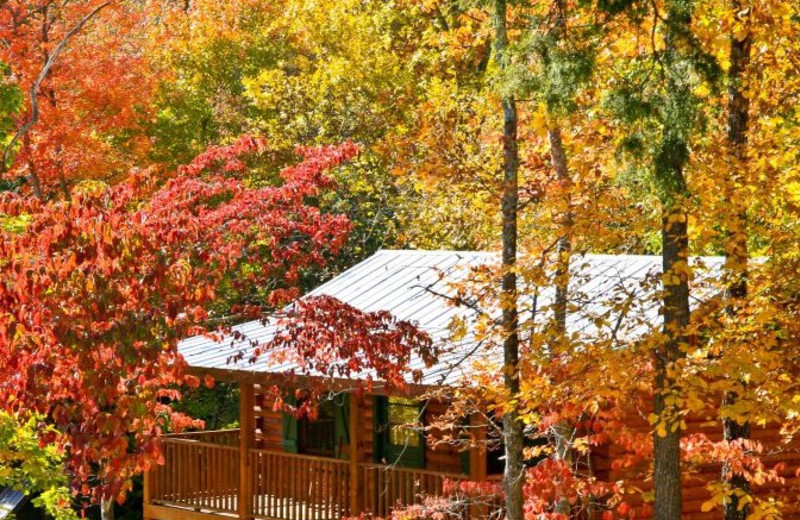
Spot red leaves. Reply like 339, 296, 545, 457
521, 458, 624, 519
0, 137, 357, 503
681, 434, 783, 486
178, 135, 267, 177
256, 295, 436, 417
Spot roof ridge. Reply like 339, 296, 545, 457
376, 249, 726, 261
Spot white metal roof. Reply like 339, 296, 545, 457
178, 250, 725, 387
0, 487, 26, 520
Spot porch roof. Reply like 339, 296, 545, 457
178, 250, 725, 388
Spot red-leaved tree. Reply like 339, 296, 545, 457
0, 136, 362, 506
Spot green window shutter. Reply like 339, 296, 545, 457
461, 448, 471, 475
281, 392, 298, 453
333, 394, 350, 460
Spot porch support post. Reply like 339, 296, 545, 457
142, 466, 152, 520
469, 412, 488, 519
469, 412, 487, 480
239, 381, 255, 520
349, 393, 362, 516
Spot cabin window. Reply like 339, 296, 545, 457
282, 393, 349, 458
374, 396, 425, 468
487, 442, 505, 475
298, 400, 336, 456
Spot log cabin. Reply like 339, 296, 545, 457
143, 250, 800, 520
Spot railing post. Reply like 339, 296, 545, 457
142, 466, 153, 520
469, 412, 488, 520
239, 381, 255, 520
349, 393, 362, 515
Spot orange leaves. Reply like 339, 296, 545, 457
0, 0, 161, 195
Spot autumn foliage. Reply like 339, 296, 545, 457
0, 136, 357, 502
256, 295, 436, 416
0, 0, 799, 518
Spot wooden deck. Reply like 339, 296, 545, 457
143, 429, 500, 520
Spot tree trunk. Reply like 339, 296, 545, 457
100, 499, 115, 520
549, 126, 571, 333
654, 206, 689, 520
653, 2, 694, 518
549, 126, 574, 518
23, 135, 43, 199
545, 2, 575, 514
722, 2, 752, 518
493, 2, 524, 520
723, 394, 751, 520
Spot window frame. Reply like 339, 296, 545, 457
374, 396, 425, 469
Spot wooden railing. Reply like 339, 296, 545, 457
361, 463, 469, 518
164, 428, 241, 447
149, 436, 240, 514
147, 431, 499, 520
249, 450, 350, 520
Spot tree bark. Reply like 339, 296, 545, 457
653, 2, 694, 518
654, 206, 689, 520
100, 498, 115, 520
549, 126, 571, 334
543, 3, 575, 515
547, 0, 571, 335
722, 2, 752, 518
492, 2, 524, 520
23, 135, 43, 199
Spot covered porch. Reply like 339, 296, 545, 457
143, 382, 501, 520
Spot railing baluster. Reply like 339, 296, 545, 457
213, 446, 219, 510
255, 452, 261, 517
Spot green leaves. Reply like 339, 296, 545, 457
0, 412, 77, 520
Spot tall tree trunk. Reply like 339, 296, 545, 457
545, 2, 574, 514
548, 2, 572, 341
493, 2, 524, 520
722, 2, 752, 519
654, 206, 689, 520
549, 124, 574, 518
653, 1, 694, 519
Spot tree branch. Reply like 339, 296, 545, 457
2, 1, 111, 178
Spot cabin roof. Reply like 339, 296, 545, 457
0, 487, 27, 520
178, 250, 725, 388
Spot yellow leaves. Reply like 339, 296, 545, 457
662, 272, 682, 287
0, 214, 30, 235
700, 496, 719, 513
785, 182, 800, 204
693, 83, 711, 98
529, 103, 550, 139
731, 22, 750, 42
448, 316, 468, 343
